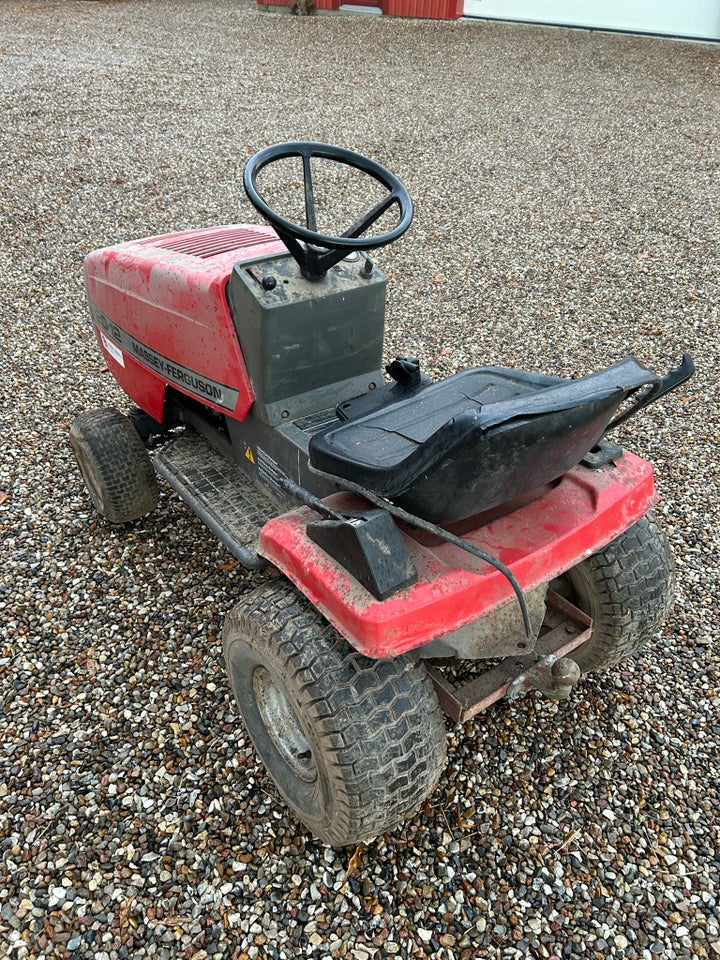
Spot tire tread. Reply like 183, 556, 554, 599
223, 580, 447, 846
567, 513, 675, 672
70, 408, 159, 523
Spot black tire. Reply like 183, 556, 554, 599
223, 579, 447, 847
69, 407, 159, 523
552, 513, 675, 674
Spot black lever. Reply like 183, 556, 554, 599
607, 353, 695, 431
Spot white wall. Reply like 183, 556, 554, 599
463, 0, 720, 40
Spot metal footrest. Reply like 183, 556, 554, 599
427, 591, 592, 722
153, 431, 276, 569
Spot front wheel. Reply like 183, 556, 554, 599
223, 580, 447, 847
69, 407, 159, 523
553, 513, 675, 673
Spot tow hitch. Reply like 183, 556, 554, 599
427, 592, 591, 722
506, 651, 582, 702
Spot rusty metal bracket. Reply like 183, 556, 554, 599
427, 590, 592, 723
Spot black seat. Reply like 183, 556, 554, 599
308, 357, 662, 524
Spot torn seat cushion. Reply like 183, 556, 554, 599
308, 357, 660, 524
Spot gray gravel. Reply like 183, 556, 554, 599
1, 2, 719, 958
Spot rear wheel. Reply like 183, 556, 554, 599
70, 407, 159, 523
223, 579, 447, 847
552, 513, 674, 673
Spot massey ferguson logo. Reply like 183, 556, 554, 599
89, 301, 239, 411
128, 340, 226, 403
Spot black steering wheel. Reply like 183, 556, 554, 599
243, 141, 413, 280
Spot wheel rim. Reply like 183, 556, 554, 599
252, 666, 317, 783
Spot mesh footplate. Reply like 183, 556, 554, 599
153, 431, 276, 568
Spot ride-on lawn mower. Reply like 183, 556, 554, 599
71, 143, 694, 847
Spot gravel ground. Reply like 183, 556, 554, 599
1, 2, 719, 958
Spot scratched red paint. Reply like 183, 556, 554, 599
259, 453, 656, 658
84, 224, 286, 422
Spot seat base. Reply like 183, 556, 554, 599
309, 358, 660, 523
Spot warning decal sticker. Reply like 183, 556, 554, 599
99, 330, 125, 368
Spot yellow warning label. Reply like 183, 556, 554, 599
245, 445, 255, 464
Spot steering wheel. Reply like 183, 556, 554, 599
243, 142, 413, 280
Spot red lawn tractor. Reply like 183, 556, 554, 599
70, 143, 693, 846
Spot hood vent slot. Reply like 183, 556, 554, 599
140, 226, 280, 259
